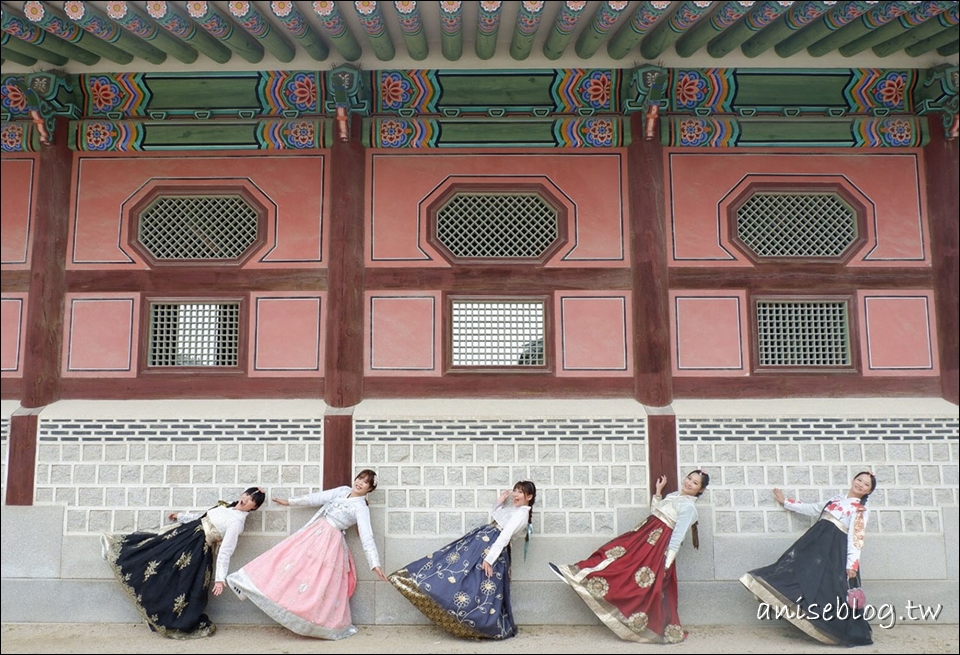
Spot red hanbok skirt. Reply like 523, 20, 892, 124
554, 514, 686, 643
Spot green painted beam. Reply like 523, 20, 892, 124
22, 1, 138, 64
146, 2, 233, 64
607, 2, 673, 60
266, 1, 329, 61
475, 1, 503, 60
227, 1, 297, 63
936, 38, 959, 56
509, 0, 546, 60
742, 2, 834, 58
1, 6, 99, 64
439, 1, 463, 61
676, 1, 755, 58
775, 1, 876, 57
707, 2, 793, 58
808, 1, 916, 57
0, 36, 36, 65
1, 32, 66, 65
186, 2, 265, 64
101, 1, 199, 65
351, 2, 395, 61
871, 5, 959, 58
907, 25, 960, 56
312, 1, 362, 61
576, 1, 630, 59
394, 1, 429, 61
640, 2, 714, 60
543, 1, 588, 61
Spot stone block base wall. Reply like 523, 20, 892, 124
1, 399, 957, 629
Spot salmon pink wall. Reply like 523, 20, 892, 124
670, 292, 748, 376
1, 294, 27, 376
1, 157, 35, 269
62, 294, 139, 377
250, 294, 324, 377
368, 152, 627, 267
69, 154, 325, 269
365, 293, 441, 376
859, 291, 939, 376
667, 152, 928, 266
556, 293, 631, 376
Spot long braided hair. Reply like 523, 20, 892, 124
513, 480, 537, 560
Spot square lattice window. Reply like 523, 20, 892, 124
148, 302, 240, 367
756, 299, 852, 368
451, 299, 545, 368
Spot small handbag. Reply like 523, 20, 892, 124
846, 578, 866, 611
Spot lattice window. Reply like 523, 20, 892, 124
138, 195, 259, 260
436, 193, 559, 259
737, 193, 857, 259
756, 300, 851, 367
148, 302, 240, 367
452, 300, 545, 367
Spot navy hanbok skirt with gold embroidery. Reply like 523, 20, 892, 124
102, 519, 216, 639
388, 524, 517, 640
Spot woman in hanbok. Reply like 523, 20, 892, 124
740, 471, 876, 646
227, 469, 387, 639
389, 480, 537, 640
101, 486, 266, 638
549, 470, 709, 644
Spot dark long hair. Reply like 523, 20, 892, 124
853, 471, 877, 506
513, 480, 537, 545
229, 487, 266, 511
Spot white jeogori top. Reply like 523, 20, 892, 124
287, 486, 382, 570
177, 505, 249, 582
485, 500, 532, 565
783, 493, 869, 570
651, 491, 699, 554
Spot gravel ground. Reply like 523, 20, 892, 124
2, 622, 957, 654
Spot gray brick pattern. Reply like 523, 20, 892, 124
33, 418, 324, 534
678, 417, 959, 535
354, 418, 648, 537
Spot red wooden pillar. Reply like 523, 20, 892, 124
628, 112, 678, 493
7, 117, 73, 505
923, 116, 959, 406
323, 113, 366, 487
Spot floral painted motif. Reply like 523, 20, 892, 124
581, 71, 611, 109
89, 77, 123, 113
380, 72, 412, 109
875, 72, 906, 110
679, 118, 709, 146
1, 123, 26, 152
675, 71, 707, 109
879, 118, 913, 146
285, 73, 317, 112
380, 118, 413, 147
283, 121, 315, 148
2, 82, 28, 113
585, 118, 613, 146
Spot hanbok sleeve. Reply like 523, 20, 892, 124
782, 496, 826, 518
214, 518, 243, 582
354, 503, 382, 570
847, 506, 869, 571
287, 487, 347, 507
666, 500, 698, 554
483, 508, 528, 566
176, 510, 204, 523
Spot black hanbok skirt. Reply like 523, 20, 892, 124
740, 517, 872, 646
102, 519, 216, 639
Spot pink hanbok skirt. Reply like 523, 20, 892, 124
227, 517, 358, 639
